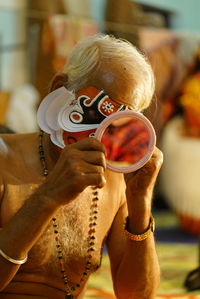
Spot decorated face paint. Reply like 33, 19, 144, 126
63, 129, 96, 145
71, 87, 125, 122
60, 86, 126, 145
37, 86, 127, 148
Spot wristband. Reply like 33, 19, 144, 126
124, 215, 155, 241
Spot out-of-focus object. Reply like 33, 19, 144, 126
63, 0, 91, 18
5, 84, 39, 133
0, 0, 28, 91
179, 45, 200, 137
0, 125, 15, 134
160, 117, 200, 235
27, 0, 66, 14
27, 0, 67, 99
0, 92, 10, 125
35, 15, 98, 99
184, 264, 200, 291
43, 15, 98, 73
139, 28, 184, 138
178, 32, 200, 68
105, 0, 174, 47
180, 74, 200, 134
140, 28, 182, 103
160, 44, 200, 235
105, 0, 140, 46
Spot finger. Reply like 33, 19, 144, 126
149, 147, 163, 168
124, 147, 163, 184
79, 163, 105, 175
152, 146, 163, 160
82, 173, 107, 188
82, 151, 106, 170
70, 137, 106, 154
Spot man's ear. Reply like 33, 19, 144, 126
49, 73, 68, 92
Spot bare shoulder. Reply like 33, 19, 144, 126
0, 134, 14, 207
0, 132, 38, 162
0, 132, 40, 212
0, 131, 38, 146
0, 132, 39, 187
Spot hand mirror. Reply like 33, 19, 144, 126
95, 111, 156, 173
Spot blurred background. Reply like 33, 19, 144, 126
1, 0, 200, 298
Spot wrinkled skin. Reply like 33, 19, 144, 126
0, 131, 163, 299
0, 68, 163, 298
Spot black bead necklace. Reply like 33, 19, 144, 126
38, 131, 99, 299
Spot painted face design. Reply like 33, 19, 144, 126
61, 86, 126, 145
70, 86, 125, 124
37, 86, 127, 148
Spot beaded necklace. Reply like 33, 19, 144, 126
38, 131, 99, 299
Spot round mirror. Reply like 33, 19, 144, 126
95, 111, 156, 173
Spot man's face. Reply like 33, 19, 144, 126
62, 86, 127, 145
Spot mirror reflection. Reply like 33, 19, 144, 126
101, 117, 150, 167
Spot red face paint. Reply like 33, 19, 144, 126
61, 86, 126, 146
63, 129, 96, 145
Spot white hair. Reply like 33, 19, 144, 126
64, 34, 155, 111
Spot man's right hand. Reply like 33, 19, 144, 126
39, 137, 107, 206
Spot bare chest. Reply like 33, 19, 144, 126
1, 182, 118, 281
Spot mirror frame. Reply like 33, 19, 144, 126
95, 110, 156, 173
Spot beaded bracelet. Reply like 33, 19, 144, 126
124, 215, 155, 241
0, 248, 28, 265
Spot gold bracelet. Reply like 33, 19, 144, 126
0, 248, 28, 265
124, 215, 155, 241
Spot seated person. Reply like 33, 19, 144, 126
0, 34, 163, 299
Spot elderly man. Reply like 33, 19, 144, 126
0, 34, 162, 299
